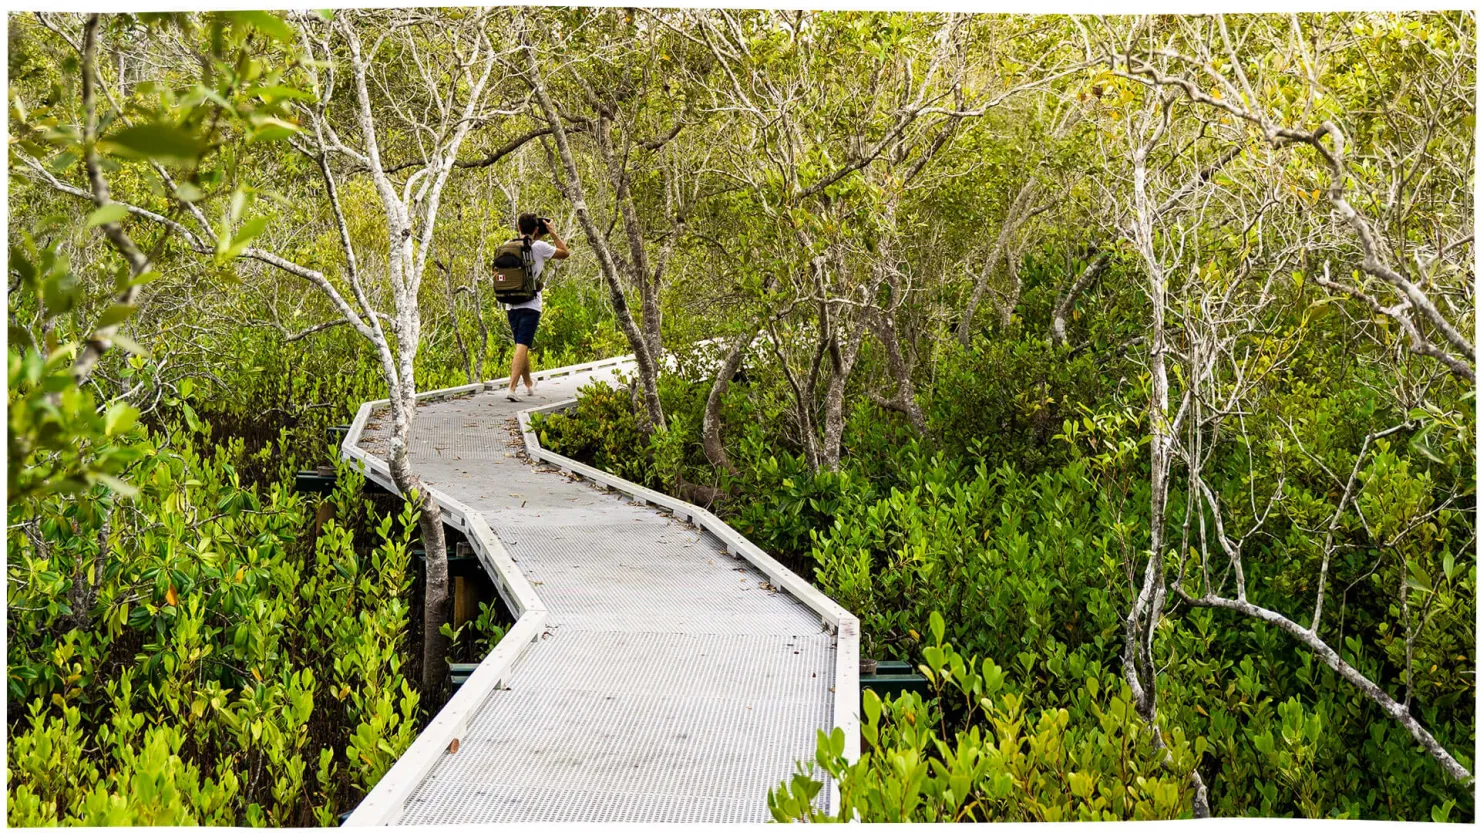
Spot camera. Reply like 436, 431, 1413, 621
537, 216, 551, 232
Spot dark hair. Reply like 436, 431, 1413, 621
518, 213, 540, 236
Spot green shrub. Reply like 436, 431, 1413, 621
770, 613, 1200, 821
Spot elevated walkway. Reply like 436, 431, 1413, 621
340, 356, 858, 824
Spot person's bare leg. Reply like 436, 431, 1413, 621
522, 354, 536, 393
508, 344, 529, 397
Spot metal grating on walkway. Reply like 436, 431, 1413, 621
344, 360, 847, 824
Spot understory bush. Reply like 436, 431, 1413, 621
770, 613, 1200, 822
538, 337, 1475, 822
8, 285, 618, 825
7, 426, 421, 825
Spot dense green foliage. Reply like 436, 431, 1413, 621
542, 323, 1474, 820
6, 312, 611, 825
770, 613, 1202, 821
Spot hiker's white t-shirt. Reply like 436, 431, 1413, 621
503, 239, 557, 312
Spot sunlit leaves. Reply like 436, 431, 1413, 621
100, 122, 206, 166
219, 10, 295, 44
84, 204, 129, 228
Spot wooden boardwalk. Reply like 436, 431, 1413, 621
340, 357, 858, 824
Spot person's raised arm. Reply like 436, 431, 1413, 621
545, 222, 570, 260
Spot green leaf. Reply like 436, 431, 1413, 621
129, 270, 162, 289
246, 85, 316, 104
248, 116, 301, 143
86, 204, 129, 228
104, 401, 138, 436
90, 471, 139, 497
1406, 562, 1433, 594
229, 189, 249, 224
45, 151, 79, 174
42, 270, 79, 316
173, 181, 205, 203
94, 303, 138, 330
100, 123, 205, 165
109, 333, 150, 358
224, 11, 296, 44
220, 216, 271, 261
10, 245, 35, 286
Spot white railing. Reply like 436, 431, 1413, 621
340, 354, 859, 824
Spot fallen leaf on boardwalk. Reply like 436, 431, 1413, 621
447, 738, 460, 753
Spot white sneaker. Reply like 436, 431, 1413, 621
524, 381, 539, 397
505, 389, 521, 402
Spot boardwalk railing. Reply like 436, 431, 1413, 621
339, 354, 858, 824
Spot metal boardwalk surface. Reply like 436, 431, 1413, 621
351, 364, 837, 824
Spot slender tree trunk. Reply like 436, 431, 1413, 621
874, 300, 927, 435
66, 516, 109, 630
956, 177, 1040, 345
819, 327, 862, 471
594, 116, 667, 364
440, 261, 475, 384
1123, 126, 1211, 818
470, 248, 490, 380
1124, 142, 1169, 725
1052, 251, 1110, 346
766, 321, 821, 471
523, 28, 666, 430
703, 331, 750, 475
386, 421, 451, 698
74, 15, 149, 386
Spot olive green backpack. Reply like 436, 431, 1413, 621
491, 237, 542, 303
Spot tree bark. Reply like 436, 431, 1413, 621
873, 296, 927, 435
387, 442, 451, 699
73, 15, 149, 386
1051, 251, 1110, 347
438, 259, 475, 384
819, 324, 862, 471
957, 176, 1042, 345
593, 115, 666, 363
522, 23, 667, 431
702, 332, 750, 476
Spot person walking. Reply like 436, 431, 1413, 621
499, 213, 568, 401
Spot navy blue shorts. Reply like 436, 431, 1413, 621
507, 308, 541, 347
